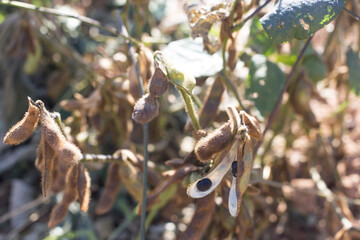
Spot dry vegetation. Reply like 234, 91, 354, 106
0, 0, 360, 239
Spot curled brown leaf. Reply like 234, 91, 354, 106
95, 163, 121, 215
143, 165, 198, 211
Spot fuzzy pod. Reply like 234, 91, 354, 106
195, 122, 232, 161
148, 67, 168, 98
241, 111, 263, 141
77, 164, 91, 212
3, 97, 40, 145
42, 138, 56, 197
37, 100, 82, 165
132, 94, 159, 124
48, 165, 78, 228
95, 163, 121, 215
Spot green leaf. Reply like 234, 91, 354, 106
346, 48, 360, 95
303, 46, 327, 82
249, 17, 276, 55
161, 38, 223, 78
245, 54, 285, 118
260, 0, 346, 44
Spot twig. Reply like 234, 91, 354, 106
256, 36, 313, 153
261, 179, 360, 206
114, 10, 149, 240
0, 194, 52, 224
309, 167, 360, 233
0, 0, 140, 46
344, 7, 360, 21
232, 0, 272, 32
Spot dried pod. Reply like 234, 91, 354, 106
77, 164, 91, 212
179, 191, 216, 240
48, 165, 78, 228
35, 137, 45, 171
42, 138, 56, 197
132, 94, 159, 124
3, 97, 40, 145
95, 163, 121, 215
37, 100, 82, 165
241, 111, 262, 141
148, 67, 168, 98
229, 137, 254, 217
51, 157, 68, 192
195, 122, 232, 161
188, 146, 235, 198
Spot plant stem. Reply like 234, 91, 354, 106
232, 0, 272, 32
114, 11, 149, 240
0, 0, 140, 46
255, 36, 313, 155
179, 88, 201, 131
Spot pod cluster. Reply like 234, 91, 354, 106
132, 67, 168, 124
188, 107, 262, 217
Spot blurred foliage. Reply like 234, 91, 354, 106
0, 0, 360, 240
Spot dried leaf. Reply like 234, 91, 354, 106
144, 165, 198, 211
77, 164, 91, 212
129, 46, 154, 100
185, 2, 232, 53
96, 163, 121, 215
3, 97, 39, 145
119, 159, 144, 202
179, 191, 216, 240
198, 77, 224, 129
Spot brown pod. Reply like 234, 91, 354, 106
48, 165, 78, 228
148, 67, 168, 98
3, 97, 40, 145
241, 111, 262, 141
42, 139, 56, 197
132, 94, 159, 124
37, 100, 82, 165
77, 164, 91, 212
95, 163, 121, 215
195, 122, 232, 161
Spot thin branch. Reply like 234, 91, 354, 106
114, 10, 149, 240
0, 0, 140, 46
255, 36, 313, 154
344, 7, 360, 21
232, 0, 272, 32
0, 195, 51, 224
261, 179, 360, 206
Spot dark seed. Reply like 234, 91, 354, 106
196, 178, 212, 191
231, 161, 237, 177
